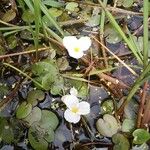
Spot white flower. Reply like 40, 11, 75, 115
63, 36, 91, 59
61, 88, 90, 124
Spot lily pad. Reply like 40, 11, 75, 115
122, 118, 135, 133
23, 107, 42, 126
86, 14, 100, 27
6, 35, 17, 49
28, 123, 54, 150
101, 99, 114, 114
57, 57, 69, 71
0, 118, 14, 144
22, 10, 34, 23
2, 9, 16, 22
27, 90, 45, 106
65, 2, 78, 12
104, 24, 122, 44
39, 110, 59, 130
16, 102, 32, 119
132, 129, 150, 144
123, 0, 134, 8
96, 114, 120, 137
112, 133, 130, 150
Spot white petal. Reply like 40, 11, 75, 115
68, 50, 84, 59
78, 37, 91, 51
63, 36, 78, 51
70, 87, 78, 96
78, 101, 90, 115
64, 109, 81, 123
61, 95, 79, 109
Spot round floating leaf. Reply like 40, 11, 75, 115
16, 102, 32, 119
28, 123, 54, 150
2, 9, 16, 22
104, 24, 122, 44
86, 14, 100, 27
101, 99, 114, 114
0, 118, 14, 144
132, 129, 150, 144
112, 133, 130, 150
48, 8, 63, 18
57, 57, 69, 71
22, 10, 34, 23
40, 110, 59, 130
96, 114, 119, 137
122, 118, 135, 133
23, 107, 42, 126
32, 60, 58, 76
123, 0, 133, 8
27, 90, 45, 106
65, 2, 78, 12
6, 35, 17, 49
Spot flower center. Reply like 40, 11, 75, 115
74, 47, 80, 52
71, 106, 79, 113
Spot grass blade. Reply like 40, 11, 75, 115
143, 0, 149, 68
98, 0, 143, 64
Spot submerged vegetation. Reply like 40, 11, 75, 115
0, 0, 150, 149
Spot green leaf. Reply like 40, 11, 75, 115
22, 9, 34, 23
101, 99, 114, 114
39, 110, 59, 130
23, 107, 42, 126
2, 9, 16, 22
122, 119, 135, 133
96, 114, 119, 137
6, 35, 18, 49
65, 2, 78, 12
104, 24, 122, 44
43, 0, 64, 8
27, 90, 45, 106
32, 59, 58, 76
133, 129, 150, 144
28, 123, 54, 150
86, 14, 100, 27
112, 133, 130, 150
0, 118, 14, 144
0, 84, 9, 99
16, 102, 32, 119
123, 0, 134, 8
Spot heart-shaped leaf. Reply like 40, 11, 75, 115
96, 114, 120, 137
133, 129, 150, 144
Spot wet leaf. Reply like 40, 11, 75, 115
96, 114, 120, 137
23, 107, 42, 126
6, 35, 17, 49
57, 57, 69, 71
16, 102, 32, 119
39, 110, 59, 130
104, 24, 122, 44
0, 118, 14, 144
2, 9, 16, 22
28, 123, 54, 150
112, 133, 130, 150
48, 8, 63, 18
122, 118, 135, 133
86, 14, 100, 27
43, 0, 64, 8
123, 0, 134, 8
65, 2, 78, 12
132, 129, 150, 144
101, 99, 114, 114
22, 10, 34, 23
27, 90, 45, 106
32, 59, 58, 76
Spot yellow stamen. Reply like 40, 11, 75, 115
74, 47, 80, 52
71, 106, 79, 113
